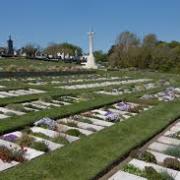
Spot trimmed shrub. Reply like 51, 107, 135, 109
86, 127, 97, 132
66, 122, 77, 127
129, 105, 143, 113
0, 146, 26, 163
122, 164, 146, 177
53, 135, 69, 145
171, 131, 180, 140
39, 96, 52, 102
130, 150, 157, 163
145, 166, 174, 180
163, 158, 180, 171
5, 112, 17, 116
165, 145, 180, 158
80, 118, 92, 124
0, 146, 13, 162
138, 151, 157, 163
66, 129, 82, 137
30, 132, 50, 139
16, 134, 34, 147
6, 104, 26, 112
12, 148, 26, 162
21, 127, 32, 134
30, 141, 49, 152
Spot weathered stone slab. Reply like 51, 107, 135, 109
79, 116, 114, 127
29, 102, 48, 109
36, 101, 60, 107
4, 131, 63, 151
58, 119, 104, 131
0, 139, 44, 160
108, 170, 147, 180
60, 79, 151, 89
122, 115, 131, 119
147, 150, 180, 164
0, 160, 19, 172
31, 127, 79, 143
56, 124, 93, 136
32, 136, 63, 151
157, 136, 180, 146
129, 159, 180, 180
0, 107, 25, 116
148, 142, 175, 153
0, 114, 10, 119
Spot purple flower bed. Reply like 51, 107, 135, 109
34, 117, 57, 129
105, 111, 120, 122
105, 111, 113, 116
2, 134, 18, 142
161, 88, 176, 101
117, 102, 130, 111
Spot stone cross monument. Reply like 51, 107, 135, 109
85, 31, 97, 69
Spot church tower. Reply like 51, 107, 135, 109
7, 35, 14, 56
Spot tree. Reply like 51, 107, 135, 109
108, 30, 180, 73
107, 45, 116, 56
116, 31, 140, 52
44, 43, 82, 56
143, 34, 158, 48
23, 44, 39, 57
108, 31, 140, 68
94, 50, 107, 63
168, 41, 180, 48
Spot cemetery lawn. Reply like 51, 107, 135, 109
0, 69, 180, 179
0, 89, 163, 134
0, 100, 180, 180
0, 58, 80, 72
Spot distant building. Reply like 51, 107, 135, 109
7, 35, 14, 56
0, 47, 6, 55
18, 47, 27, 57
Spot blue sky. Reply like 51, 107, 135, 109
0, 0, 179, 52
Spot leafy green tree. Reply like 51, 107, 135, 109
94, 50, 107, 63
109, 31, 140, 68
168, 41, 180, 48
116, 31, 140, 52
143, 34, 158, 48
23, 44, 39, 57
44, 43, 82, 56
